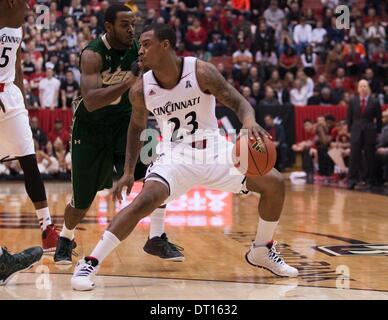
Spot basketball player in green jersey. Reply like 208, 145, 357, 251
54, 4, 183, 264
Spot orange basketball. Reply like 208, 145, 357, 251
232, 134, 277, 176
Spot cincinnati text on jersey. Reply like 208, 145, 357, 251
152, 97, 201, 116
0, 34, 22, 45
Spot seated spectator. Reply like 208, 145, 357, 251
319, 87, 335, 105
216, 63, 229, 79
266, 69, 282, 89
328, 120, 351, 175
366, 17, 386, 42
30, 63, 46, 98
259, 86, 281, 108
290, 79, 310, 106
282, 72, 295, 91
242, 86, 257, 107
330, 67, 355, 93
36, 141, 59, 175
301, 45, 317, 78
311, 20, 327, 56
53, 137, 70, 175
293, 15, 312, 55
251, 81, 264, 105
297, 69, 314, 99
331, 79, 345, 104
349, 18, 368, 44
30, 116, 48, 150
365, 68, 382, 95
304, 8, 317, 28
382, 85, 388, 104
233, 62, 250, 86
343, 42, 362, 76
325, 43, 343, 74
22, 53, 36, 77
244, 65, 261, 87
316, 74, 328, 93
48, 120, 70, 150
207, 22, 228, 56
263, 114, 288, 171
61, 70, 79, 109
231, 15, 252, 48
39, 64, 61, 109
278, 46, 299, 79
307, 88, 321, 105
255, 42, 278, 80
186, 18, 207, 52
287, 1, 301, 29
342, 36, 366, 61
326, 16, 345, 43
232, 42, 253, 70
24, 80, 40, 109
272, 81, 290, 105
252, 19, 275, 54
145, 8, 158, 26
263, 0, 285, 31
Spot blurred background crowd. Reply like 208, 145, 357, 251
1, 0, 387, 192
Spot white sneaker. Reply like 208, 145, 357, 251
71, 257, 99, 291
245, 241, 299, 278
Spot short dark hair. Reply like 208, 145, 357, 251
141, 23, 177, 49
104, 3, 132, 25
324, 114, 336, 122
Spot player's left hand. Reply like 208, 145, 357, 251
243, 120, 272, 141
112, 173, 135, 202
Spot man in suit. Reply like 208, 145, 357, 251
347, 80, 382, 189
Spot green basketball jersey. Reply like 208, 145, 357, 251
74, 34, 139, 125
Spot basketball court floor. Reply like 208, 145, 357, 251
0, 181, 387, 300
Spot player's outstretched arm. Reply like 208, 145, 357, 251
112, 79, 148, 201
196, 60, 270, 140
80, 50, 137, 112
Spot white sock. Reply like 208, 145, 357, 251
149, 207, 165, 238
0, 247, 2, 256
60, 222, 75, 240
36, 207, 52, 231
254, 217, 279, 246
89, 231, 121, 264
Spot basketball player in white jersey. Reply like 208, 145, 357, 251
71, 23, 298, 291
0, 0, 59, 253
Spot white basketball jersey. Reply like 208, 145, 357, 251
0, 27, 23, 83
143, 57, 218, 143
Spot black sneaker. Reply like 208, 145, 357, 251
143, 233, 185, 262
0, 246, 43, 285
54, 237, 77, 265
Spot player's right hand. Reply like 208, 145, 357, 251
112, 173, 135, 202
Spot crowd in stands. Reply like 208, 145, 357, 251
1, 0, 387, 190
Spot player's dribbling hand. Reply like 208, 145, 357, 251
112, 173, 135, 202
243, 120, 272, 141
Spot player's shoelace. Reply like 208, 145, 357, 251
267, 241, 285, 265
75, 262, 95, 277
167, 241, 184, 253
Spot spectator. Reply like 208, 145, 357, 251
186, 17, 207, 52
301, 45, 317, 78
366, 17, 386, 42
364, 68, 382, 95
282, 72, 295, 91
293, 15, 312, 55
259, 85, 281, 108
331, 79, 345, 104
349, 18, 368, 44
382, 85, 388, 104
342, 36, 366, 61
145, 8, 158, 27
290, 79, 310, 106
376, 110, 388, 185
232, 42, 253, 70
22, 53, 36, 77
325, 43, 343, 74
242, 86, 257, 107
307, 88, 321, 105
263, 0, 285, 31
315, 115, 335, 181
231, 14, 252, 48
326, 17, 345, 43
30, 116, 48, 149
286, 1, 301, 28
319, 87, 335, 106
252, 19, 275, 54
233, 62, 250, 87
266, 69, 282, 90
251, 81, 264, 105
39, 64, 61, 109
297, 69, 314, 99
255, 42, 278, 80
263, 114, 288, 171
48, 120, 71, 150
272, 81, 290, 105
311, 20, 327, 55
61, 70, 80, 109
216, 63, 229, 79
331, 67, 355, 93
244, 66, 261, 87
24, 80, 40, 109
207, 21, 228, 56
278, 46, 299, 78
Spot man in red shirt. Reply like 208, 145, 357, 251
186, 17, 207, 51
48, 120, 70, 150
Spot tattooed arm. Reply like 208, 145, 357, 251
196, 59, 269, 140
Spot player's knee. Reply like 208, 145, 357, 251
132, 192, 163, 220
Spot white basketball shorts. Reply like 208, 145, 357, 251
144, 139, 248, 203
0, 83, 35, 159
